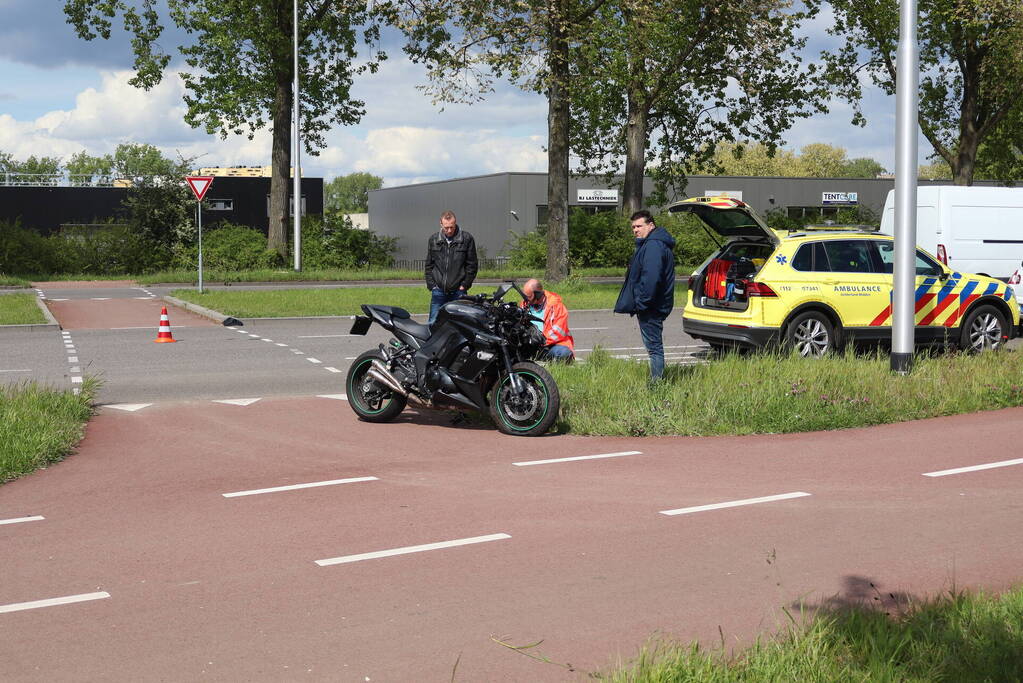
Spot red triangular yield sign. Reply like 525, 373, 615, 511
186, 176, 214, 201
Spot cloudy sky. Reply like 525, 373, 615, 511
0, 1, 923, 187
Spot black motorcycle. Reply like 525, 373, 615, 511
345, 283, 561, 436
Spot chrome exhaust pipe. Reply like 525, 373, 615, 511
367, 360, 407, 396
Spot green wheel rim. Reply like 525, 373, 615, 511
349, 358, 393, 415
496, 370, 549, 432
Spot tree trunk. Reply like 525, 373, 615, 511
545, 0, 570, 283
622, 91, 648, 215
268, 77, 292, 259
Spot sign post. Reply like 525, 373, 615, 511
186, 176, 214, 294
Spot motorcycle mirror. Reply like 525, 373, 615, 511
505, 280, 528, 302
493, 283, 513, 300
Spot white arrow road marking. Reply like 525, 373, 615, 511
0, 515, 45, 525
317, 394, 348, 400
0, 591, 110, 615
106, 403, 153, 412
223, 476, 378, 498
660, 492, 812, 516
213, 398, 261, 406
316, 533, 511, 567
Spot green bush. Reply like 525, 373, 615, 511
174, 223, 279, 271
0, 220, 57, 275
299, 213, 397, 269
52, 224, 172, 275
507, 208, 720, 271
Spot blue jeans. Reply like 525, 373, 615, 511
541, 343, 574, 362
429, 288, 464, 324
637, 311, 666, 380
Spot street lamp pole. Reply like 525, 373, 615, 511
293, 0, 302, 271
891, 0, 920, 374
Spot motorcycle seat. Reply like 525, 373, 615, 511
393, 317, 433, 340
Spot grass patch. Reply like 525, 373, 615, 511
1, 379, 98, 483
171, 282, 631, 317
141, 266, 626, 285
0, 274, 31, 287
604, 586, 1023, 681
549, 347, 1023, 436
0, 293, 47, 324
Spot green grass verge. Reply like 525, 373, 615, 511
604, 586, 1023, 681
548, 347, 1023, 436
0, 274, 31, 287
1, 378, 98, 483
0, 293, 48, 324
141, 266, 627, 285
171, 282, 632, 317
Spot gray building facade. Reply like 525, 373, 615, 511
369, 172, 982, 260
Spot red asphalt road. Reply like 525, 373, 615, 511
2, 399, 1022, 681
45, 298, 218, 331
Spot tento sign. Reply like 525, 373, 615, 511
822, 191, 858, 205
577, 189, 619, 204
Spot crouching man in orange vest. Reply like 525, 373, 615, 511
520, 278, 575, 362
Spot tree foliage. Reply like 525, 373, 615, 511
570, 0, 825, 213
402, 0, 611, 282
690, 141, 887, 178
64, 0, 388, 257
824, 0, 1023, 185
324, 172, 383, 213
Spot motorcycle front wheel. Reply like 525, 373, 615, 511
488, 361, 560, 436
346, 351, 408, 422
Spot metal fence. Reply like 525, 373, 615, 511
391, 256, 511, 271
1, 173, 119, 187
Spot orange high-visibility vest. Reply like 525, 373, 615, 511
520, 290, 574, 351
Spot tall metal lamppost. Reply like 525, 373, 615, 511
293, 0, 303, 271
891, 0, 920, 374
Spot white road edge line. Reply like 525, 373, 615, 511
316, 533, 511, 567
223, 476, 378, 498
923, 458, 1023, 477
513, 450, 643, 467
0, 591, 110, 615
661, 491, 811, 516
0, 515, 45, 525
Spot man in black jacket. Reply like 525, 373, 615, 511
425, 210, 479, 324
614, 210, 676, 382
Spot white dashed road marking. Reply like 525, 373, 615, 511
660, 492, 812, 516
213, 398, 262, 406
0, 515, 45, 526
0, 369, 32, 373
317, 394, 348, 400
316, 533, 512, 567
307, 358, 322, 364
0, 592, 111, 615
923, 458, 1023, 477
513, 450, 643, 467
324, 367, 341, 373
223, 476, 378, 498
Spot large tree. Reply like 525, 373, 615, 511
65, 0, 386, 258
402, 0, 610, 282
570, 0, 824, 214
825, 0, 1023, 185
324, 171, 383, 213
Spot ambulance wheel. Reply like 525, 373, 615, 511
959, 305, 1008, 353
785, 311, 837, 357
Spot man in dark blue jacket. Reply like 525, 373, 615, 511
614, 210, 676, 382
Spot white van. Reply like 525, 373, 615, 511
879, 186, 1023, 279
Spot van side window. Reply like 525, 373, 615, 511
873, 241, 942, 276
792, 242, 831, 271
792, 244, 813, 271
822, 240, 874, 273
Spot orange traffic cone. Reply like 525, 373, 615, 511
153, 306, 177, 343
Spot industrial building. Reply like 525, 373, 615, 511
368, 172, 996, 260
0, 172, 323, 236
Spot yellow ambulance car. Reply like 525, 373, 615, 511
670, 196, 1020, 356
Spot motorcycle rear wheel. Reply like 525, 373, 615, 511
346, 351, 407, 422
488, 361, 560, 436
